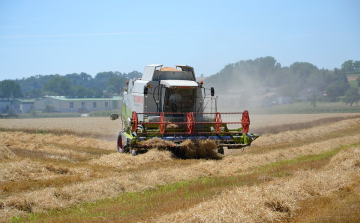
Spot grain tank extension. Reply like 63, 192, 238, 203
110, 64, 259, 155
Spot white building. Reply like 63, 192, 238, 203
34, 96, 122, 113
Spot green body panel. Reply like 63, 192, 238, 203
121, 102, 132, 129
123, 132, 133, 139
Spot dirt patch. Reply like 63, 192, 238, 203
348, 75, 360, 81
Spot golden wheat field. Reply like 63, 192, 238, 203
0, 113, 360, 222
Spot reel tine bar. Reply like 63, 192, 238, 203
132, 111, 250, 134
159, 112, 165, 134
186, 112, 195, 134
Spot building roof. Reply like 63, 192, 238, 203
298, 87, 320, 95
15, 99, 37, 104
1, 98, 36, 103
42, 96, 122, 101
264, 92, 279, 97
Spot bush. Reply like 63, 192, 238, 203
30, 109, 37, 118
7, 109, 18, 118
43, 105, 56, 113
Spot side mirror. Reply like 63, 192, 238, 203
144, 86, 148, 94
211, 87, 215, 96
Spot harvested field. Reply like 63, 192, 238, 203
0, 117, 120, 140
0, 114, 360, 222
154, 147, 360, 222
1, 113, 359, 139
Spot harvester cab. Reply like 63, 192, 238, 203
110, 64, 259, 156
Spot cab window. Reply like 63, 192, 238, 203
165, 88, 195, 112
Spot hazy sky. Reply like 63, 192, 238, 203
0, 0, 359, 81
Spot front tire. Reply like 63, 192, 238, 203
117, 133, 125, 153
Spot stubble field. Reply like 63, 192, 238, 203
1, 113, 360, 222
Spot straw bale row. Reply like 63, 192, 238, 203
0, 159, 56, 183
90, 149, 173, 169
253, 117, 360, 146
152, 147, 360, 222
0, 131, 114, 151
90, 138, 220, 170
181, 133, 360, 177
0, 159, 92, 184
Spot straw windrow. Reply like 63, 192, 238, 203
152, 147, 360, 222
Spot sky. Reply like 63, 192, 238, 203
0, 0, 359, 81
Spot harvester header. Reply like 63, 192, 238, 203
111, 64, 259, 156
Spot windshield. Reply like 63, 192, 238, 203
164, 88, 195, 113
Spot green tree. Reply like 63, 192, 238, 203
91, 87, 103, 97
126, 71, 142, 79
26, 89, 43, 98
343, 87, 360, 106
325, 80, 349, 101
7, 109, 18, 118
341, 60, 354, 72
43, 105, 56, 113
0, 80, 22, 98
93, 71, 119, 89
309, 91, 318, 107
69, 85, 93, 97
354, 61, 360, 71
106, 76, 126, 94
65, 72, 93, 87
42, 75, 71, 96
325, 83, 339, 101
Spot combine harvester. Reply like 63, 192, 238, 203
111, 64, 259, 156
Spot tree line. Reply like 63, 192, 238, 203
0, 71, 141, 98
204, 57, 360, 103
0, 58, 359, 103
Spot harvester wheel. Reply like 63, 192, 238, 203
215, 112, 222, 133
159, 112, 165, 134
132, 111, 138, 133
241, 110, 250, 133
117, 133, 125, 153
186, 112, 195, 134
